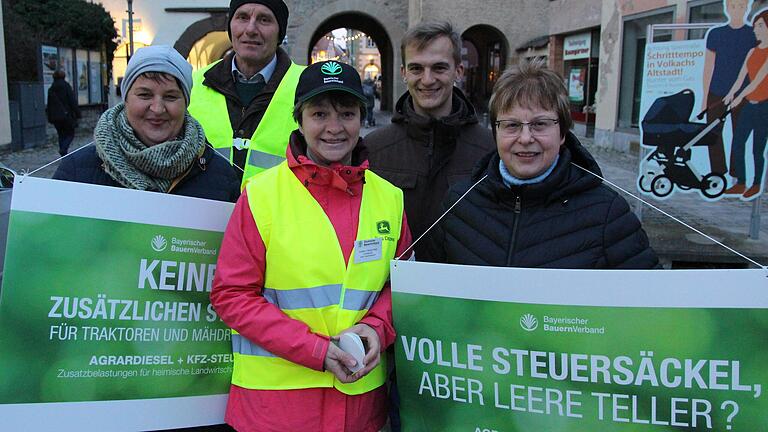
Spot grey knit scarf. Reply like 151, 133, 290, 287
94, 103, 206, 192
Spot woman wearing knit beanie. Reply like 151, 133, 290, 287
53, 45, 239, 202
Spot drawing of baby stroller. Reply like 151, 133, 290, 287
638, 89, 727, 199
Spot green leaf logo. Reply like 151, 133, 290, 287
520, 314, 538, 331
321, 61, 343, 76
151, 235, 167, 252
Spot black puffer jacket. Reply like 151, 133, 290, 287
46, 77, 80, 126
429, 133, 659, 268
53, 145, 240, 203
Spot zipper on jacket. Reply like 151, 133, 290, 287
505, 195, 522, 266
427, 129, 435, 171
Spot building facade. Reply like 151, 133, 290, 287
4, 0, 768, 151
595, 0, 767, 150
95, 0, 543, 113
354, 34, 382, 80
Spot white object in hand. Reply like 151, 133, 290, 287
338, 332, 366, 373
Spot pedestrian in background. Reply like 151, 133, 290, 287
429, 60, 659, 269
362, 77, 377, 127
46, 69, 80, 156
365, 21, 494, 262
54, 45, 239, 203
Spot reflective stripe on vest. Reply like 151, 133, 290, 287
260, 284, 379, 311
188, 61, 305, 188
232, 333, 276, 357
231, 162, 403, 395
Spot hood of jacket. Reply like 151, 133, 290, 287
471, 132, 604, 205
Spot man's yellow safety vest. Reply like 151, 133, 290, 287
188, 61, 305, 188
232, 162, 403, 395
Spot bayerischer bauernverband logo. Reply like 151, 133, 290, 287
321, 61, 343, 76
151, 235, 167, 252
520, 314, 538, 331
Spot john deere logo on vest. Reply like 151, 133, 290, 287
321, 62, 343, 76
377, 221, 391, 234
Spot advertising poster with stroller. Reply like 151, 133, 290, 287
638, 2, 768, 202
0, 178, 234, 430
391, 261, 768, 432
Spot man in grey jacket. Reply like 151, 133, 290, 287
365, 21, 494, 261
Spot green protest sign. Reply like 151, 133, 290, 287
0, 177, 235, 430
391, 261, 768, 431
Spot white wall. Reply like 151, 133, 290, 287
99, 0, 222, 47
0, 0, 11, 148
99, 0, 226, 105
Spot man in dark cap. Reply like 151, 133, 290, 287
188, 0, 305, 188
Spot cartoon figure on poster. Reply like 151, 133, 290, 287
637, 1, 765, 201
723, 8, 768, 200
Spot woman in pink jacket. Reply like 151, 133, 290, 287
211, 60, 411, 432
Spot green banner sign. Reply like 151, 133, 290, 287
391, 261, 768, 431
0, 177, 236, 430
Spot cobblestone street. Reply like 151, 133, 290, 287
0, 132, 93, 179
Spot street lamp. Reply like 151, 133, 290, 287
127, 0, 135, 59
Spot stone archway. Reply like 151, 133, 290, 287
461, 24, 508, 115
173, 13, 229, 60
294, 1, 405, 112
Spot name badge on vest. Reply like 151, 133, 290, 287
354, 238, 383, 264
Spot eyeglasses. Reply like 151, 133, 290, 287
494, 118, 559, 136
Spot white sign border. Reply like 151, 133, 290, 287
12, 177, 235, 232
391, 261, 768, 308
0, 395, 228, 431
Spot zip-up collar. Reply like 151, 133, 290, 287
286, 130, 369, 195
202, 47, 292, 110
392, 87, 479, 143
472, 132, 603, 206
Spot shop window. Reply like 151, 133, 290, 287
564, 30, 600, 126
688, 1, 726, 39
618, 10, 674, 129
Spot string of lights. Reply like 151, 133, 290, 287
324, 32, 366, 42
311, 54, 343, 63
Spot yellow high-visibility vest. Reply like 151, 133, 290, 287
232, 162, 403, 395
188, 60, 304, 188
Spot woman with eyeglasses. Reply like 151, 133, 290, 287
428, 60, 659, 269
